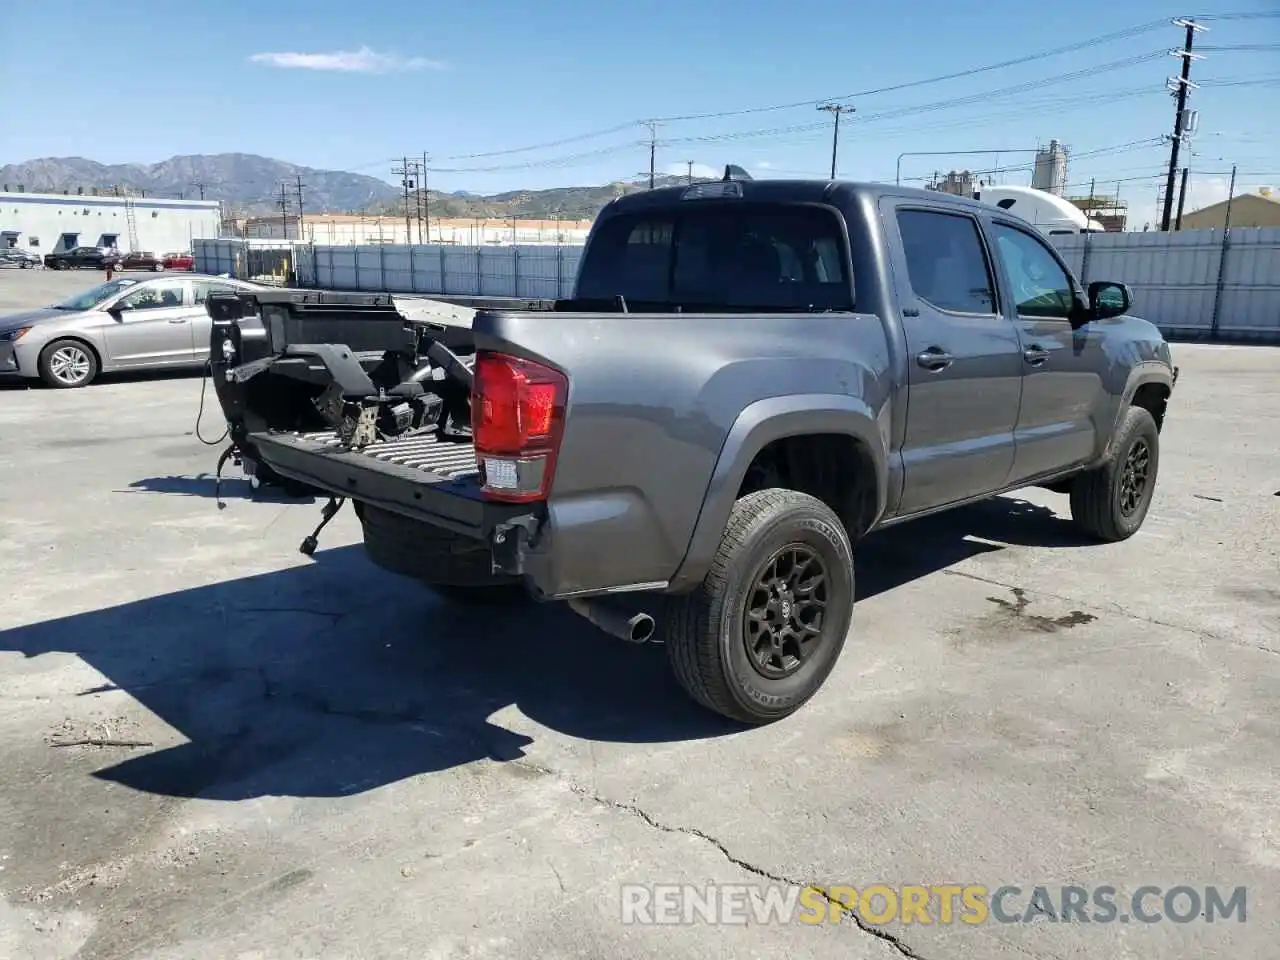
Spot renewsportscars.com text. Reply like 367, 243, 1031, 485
620, 883, 1247, 926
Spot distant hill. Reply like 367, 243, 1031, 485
0, 153, 400, 214
0, 151, 708, 219
369, 175, 696, 221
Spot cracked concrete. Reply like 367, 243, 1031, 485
1, 271, 1278, 959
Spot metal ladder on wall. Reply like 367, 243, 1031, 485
122, 192, 140, 252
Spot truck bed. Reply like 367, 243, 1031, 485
273, 429, 480, 480
243, 427, 530, 541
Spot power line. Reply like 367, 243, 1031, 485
651, 19, 1174, 122
427, 52, 1167, 174
418, 18, 1185, 167
1194, 43, 1280, 51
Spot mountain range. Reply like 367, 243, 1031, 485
0, 153, 695, 221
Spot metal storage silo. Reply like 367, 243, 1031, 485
1032, 140, 1068, 196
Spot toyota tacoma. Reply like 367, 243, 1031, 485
204, 169, 1178, 724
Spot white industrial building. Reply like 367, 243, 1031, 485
0, 191, 221, 256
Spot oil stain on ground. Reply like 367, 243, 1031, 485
986, 587, 1098, 632
951, 586, 1098, 648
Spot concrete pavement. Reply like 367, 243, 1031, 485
0, 268, 1277, 959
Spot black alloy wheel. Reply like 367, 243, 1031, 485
743, 544, 829, 680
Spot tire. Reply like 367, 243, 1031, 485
357, 503, 527, 603
154, 263, 165, 272
1069, 405, 1160, 542
38, 339, 99, 388
664, 488, 855, 725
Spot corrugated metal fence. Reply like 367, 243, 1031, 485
194, 227, 1280, 340
1048, 227, 1280, 340
303, 244, 583, 299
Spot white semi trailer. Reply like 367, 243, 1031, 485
972, 184, 1106, 235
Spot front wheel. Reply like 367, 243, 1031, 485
38, 339, 99, 388
664, 489, 855, 725
1069, 405, 1160, 541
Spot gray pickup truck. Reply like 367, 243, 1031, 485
206, 170, 1178, 725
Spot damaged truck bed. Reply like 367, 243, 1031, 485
208, 290, 535, 557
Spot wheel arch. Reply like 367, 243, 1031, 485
667, 394, 889, 592
1102, 363, 1172, 461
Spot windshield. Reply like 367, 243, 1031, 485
51, 278, 139, 311
575, 202, 854, 312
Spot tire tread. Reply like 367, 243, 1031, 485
1069, 406, 1159, 542
665, 488, 853, 724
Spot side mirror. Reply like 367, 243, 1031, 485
1088, 281, 1131, 320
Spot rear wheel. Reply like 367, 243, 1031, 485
38, 339, 99, 388
357, 503, 528, 605
664, 489, 855, 725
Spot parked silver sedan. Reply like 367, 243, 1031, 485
0, 274, 264, 388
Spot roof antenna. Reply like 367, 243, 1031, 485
723, 164, 753, 182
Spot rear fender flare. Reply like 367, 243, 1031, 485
667, 393, 889, 591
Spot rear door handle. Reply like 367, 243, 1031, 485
167, 317, 188, 324
916, 348, 954, 371
1023, 345, 1050, 365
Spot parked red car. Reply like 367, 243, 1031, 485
163, 252, 195, 270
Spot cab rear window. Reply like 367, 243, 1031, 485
576, 203, 853, 312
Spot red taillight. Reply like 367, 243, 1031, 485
472, 351, 568, 502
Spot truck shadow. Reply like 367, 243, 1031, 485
855, 494, 1090, 599
1, 495, 1084, 802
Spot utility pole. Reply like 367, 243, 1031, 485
817, 103, 856, 179
405, 158, 424, 244
422, 151, 431, 243
643, 121, 659, 189
277, 182, 291, 239
192, 181, 206, 201
1174, 166, 1190, 230
1160, 17, 1207, 231
686, 160, 694, 184
294, 173, 306, 242
392, 158, 413, 243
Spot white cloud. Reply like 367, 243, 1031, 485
755, 160, 773, 169
663, 162, 721, 180
248, 46, 445, 74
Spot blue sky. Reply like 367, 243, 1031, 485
3, 0, 1276, 226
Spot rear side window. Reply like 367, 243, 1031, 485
896, 209, 997, 315
576, 203, 853, 311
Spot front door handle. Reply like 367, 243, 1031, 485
916, 348, 954, 371
167, 317, 189, 324
1023, 345, 1050, 365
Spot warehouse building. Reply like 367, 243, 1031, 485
1179, 188, 1280, 230
0, 190, 221, 256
